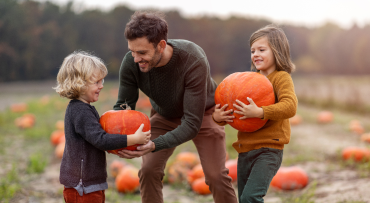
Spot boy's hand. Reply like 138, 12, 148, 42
134, 123, 151, 144
233, 97, 264, 119
213, 104, 235, 123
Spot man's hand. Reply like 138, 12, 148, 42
117, 140, 155, 159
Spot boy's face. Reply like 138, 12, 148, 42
79, 71, 104, 104
128, 37, 162, 73
251, 36, 276, 76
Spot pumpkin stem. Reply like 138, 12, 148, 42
119, 102, 131, 110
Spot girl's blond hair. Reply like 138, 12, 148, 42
54, 51, 107, 99
250, 24, 295, 73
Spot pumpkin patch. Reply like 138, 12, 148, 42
214, 72, 275, 132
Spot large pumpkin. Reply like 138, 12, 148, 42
215, 72, 275, 132
270, 166, 309, 190
115, 166, 140, 193
99, 104, 151, 153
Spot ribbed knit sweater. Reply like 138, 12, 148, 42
113, 39, 217, 152
217, 70, 298, 153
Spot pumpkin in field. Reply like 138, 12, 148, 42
10, 103, 28, 113
175, 152, 200, 168
109, 160, 126, 178
349, 120, 364, 135
317, 111, 333, 123
225, 159, 237, 182
342, 146, 370, 162
167, 161, 191, 184
187, 164, 205, 185
50, 130, 65, 146
115, 166, 140, 193
290, 114, 302, 126
136, 97, 152, 110
55, 141, 65, 159
214, 72, 275, 132
55, 120, 64, 130
270, 166, 309, 190
361, 133, 370, 144
192, 177, 211, 195
99, 104, 151, 153
15, 113, 36, 128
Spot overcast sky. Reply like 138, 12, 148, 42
39, 0, 370, 29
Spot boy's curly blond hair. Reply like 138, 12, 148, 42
54, 51, 108, 100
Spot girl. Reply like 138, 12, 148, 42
212, 24, 298, 203
54, 51, 151, 203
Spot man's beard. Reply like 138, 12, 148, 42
139, 50, 162, 73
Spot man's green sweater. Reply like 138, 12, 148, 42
113, 39, 218, 152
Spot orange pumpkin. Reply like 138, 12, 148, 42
342, 146, 370, 162
55, 141, 65, 159
136, 97, 152, 110
175, 152, 200, 168
40, 95, 50, 105
50, 130, 65, 146
15, 113, 36, 128
361, 133, 370, 144
214, 72, 275, 132
270, 166, 309, 190
10, 103, 28, 113
191, 177, 211, 195
225, 159, 237, 182
317, 111, 333, 123
55, 120, 64, 130
290, 114, 302, 126
99, 104, 151, 153
187, 164, 205, 185
115, 166, 140, 193
349, 120, 364, 135
109, 160, 126, 178
167, 161, 191, 184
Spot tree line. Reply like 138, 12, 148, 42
1, 0, 370, 82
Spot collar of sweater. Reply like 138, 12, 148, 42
152, 40, 180, 72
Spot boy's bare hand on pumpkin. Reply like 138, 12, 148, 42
213, 104, 235, 123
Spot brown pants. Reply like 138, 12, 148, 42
139, 108, 237, 203
63, 187, 105, 203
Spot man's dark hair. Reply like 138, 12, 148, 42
125, 11, 168, 47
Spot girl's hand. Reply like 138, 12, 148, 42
213, 104, 235, 123
128, 124, 151, 145
233, 97, 264, 119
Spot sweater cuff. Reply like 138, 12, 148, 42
212, 113, 227, 126
152, 137, 168, 152
261, 106, 272, 120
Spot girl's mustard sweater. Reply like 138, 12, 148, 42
217, 70, 298, 153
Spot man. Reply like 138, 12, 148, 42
113, 11, 237, 203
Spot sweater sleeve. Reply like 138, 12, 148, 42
261, 72, 298, 121
152, 58, 208, 152
72, 106, 128, 151
113, 52, 139, 110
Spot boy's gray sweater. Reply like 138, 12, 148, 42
60, 99, 127, 187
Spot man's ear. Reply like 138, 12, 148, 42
157, 40, 167, 53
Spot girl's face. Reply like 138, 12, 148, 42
78, 71, 104, 104
251, 36, 276, 76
